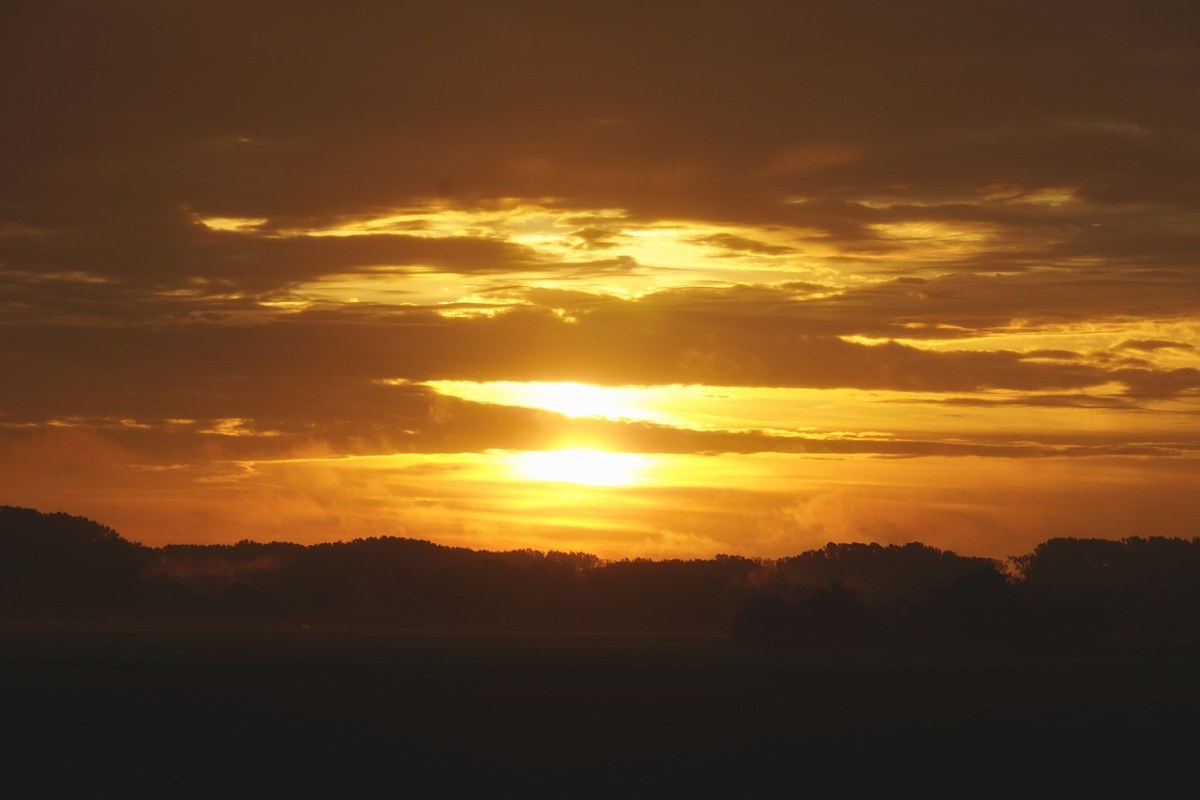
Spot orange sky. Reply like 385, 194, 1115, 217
2, 1, 1198, 559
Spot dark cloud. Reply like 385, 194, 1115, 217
931, 394, 1141, 410
524, 271, 1200, 342
0, 225, 541, 289
4, 1, 1197, 223
3, 302, 1195, 446
1116, 339, 1196, 352
1112, 367, 1200, 398
691, 233, 796, 256
4, 385, 1196, 466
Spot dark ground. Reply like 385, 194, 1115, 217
3, 623, 1198, 795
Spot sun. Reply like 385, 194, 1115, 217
508, 449, 650, 487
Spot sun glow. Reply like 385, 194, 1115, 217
508, 449, 650, 487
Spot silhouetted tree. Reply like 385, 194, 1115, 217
1014, 536, 1200, 645
7, 505, 1200, 649
902, 564, 1026, 650
0, 506, 152, 616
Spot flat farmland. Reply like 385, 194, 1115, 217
3, 625, 1197, 794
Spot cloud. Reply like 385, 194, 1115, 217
1116, 339, 1196, 353
691, 233, 797, 256
3, 296, 1196, 451
515, 271, 1200, 342
0, 225, 543, 293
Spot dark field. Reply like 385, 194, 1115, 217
4, 624, 1198, 795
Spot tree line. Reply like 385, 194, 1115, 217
3, 505, 1199, 650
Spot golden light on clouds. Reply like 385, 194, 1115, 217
194, 216, 269, 233
264, 202, 830, 310
424, 380, 669, 422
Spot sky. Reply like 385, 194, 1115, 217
2, 1, 1198, 559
